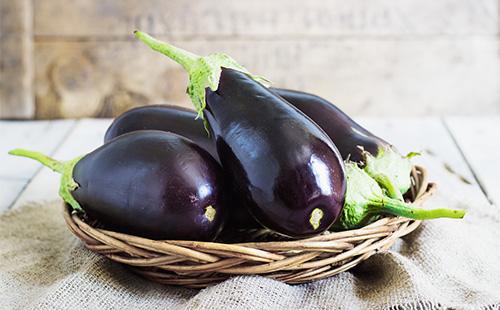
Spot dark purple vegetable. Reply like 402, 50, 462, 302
104, 105, 261, 230
135, 31, 346, 238
273, 88, 417, 201
104, 105, 256, 228
9, 130, 226, 241
272, 89, 386, 163
102, 88, 412, 202
104, 105, 218, 160
206, 70, 346, 238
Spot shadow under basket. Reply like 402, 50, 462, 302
63, 165, 436, 288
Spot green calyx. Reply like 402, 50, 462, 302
134, 31, 271, 130
8, 149, 84, 213
335, 162, 465, 230
363, 146, 419, 201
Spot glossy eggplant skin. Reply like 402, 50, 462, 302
104, 105, 217, 159
272, 88, 390, 163
72, 130, 226, 240
205, 68, 346, 238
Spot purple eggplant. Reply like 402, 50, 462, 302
135, 31, 346, 238
9, 130, 226, 240
104, 105, 218, 160
273, 88, 417, 201
272, 89, 386, 163
104, 106, 256, 228
105, 105, 260, 230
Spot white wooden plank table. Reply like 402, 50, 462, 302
445, 116, 500, 205
0, 117, 497, 213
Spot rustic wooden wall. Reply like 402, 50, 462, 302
0, 0, 33, 118
1, 0, 499, 119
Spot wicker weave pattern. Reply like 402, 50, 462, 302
63, 166, 435, 288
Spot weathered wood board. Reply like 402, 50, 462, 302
0, 120, 75, 180
445, 116, 500, 206
1, 0, 498, 119
0, 179, 26, 212
34, 37, 499, 119
0, 0, 34, 118
33, 0, 498, 37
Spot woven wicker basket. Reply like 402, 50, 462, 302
63, 165, 435, 288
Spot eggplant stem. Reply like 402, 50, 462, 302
134, 30, 198, 72
134, 30, 271, 128
370, 197, 465, 220
8, 148, 84, 212
372, 173, 404, 201
8, 148, 65, 173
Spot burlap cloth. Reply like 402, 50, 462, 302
0, 200, 499, 310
